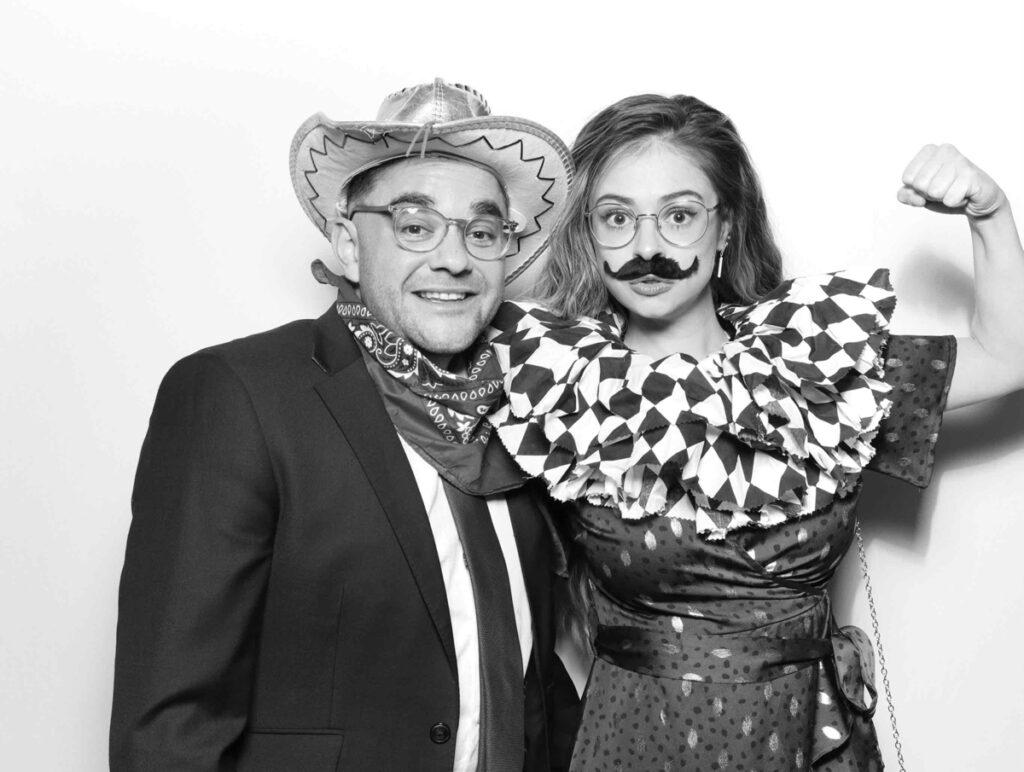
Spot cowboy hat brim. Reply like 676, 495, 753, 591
290, 114, 572, 298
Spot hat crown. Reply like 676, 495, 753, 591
375, 78, 491, 124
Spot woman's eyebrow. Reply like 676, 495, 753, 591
592, 193, 636, 206
659, 189, 705, 204
592, 190, 707, 208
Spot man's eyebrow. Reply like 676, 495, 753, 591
386, 195, 504, 218
471, 199, 505, 218
388, 193, 436, 208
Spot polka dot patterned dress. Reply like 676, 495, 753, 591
565, 335, 955, 771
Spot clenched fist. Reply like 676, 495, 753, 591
898, 143, 1006, 217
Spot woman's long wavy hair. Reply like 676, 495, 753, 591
540, 94, 787, 651
536, 93, 784, 318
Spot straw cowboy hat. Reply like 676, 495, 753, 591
290, 78, 573, 298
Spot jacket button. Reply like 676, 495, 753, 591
429, 722, 451, 744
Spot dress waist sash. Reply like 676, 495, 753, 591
594, 623, 879, 765
595, 625, 835, 684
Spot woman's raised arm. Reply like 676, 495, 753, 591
897, 143, 1024, 410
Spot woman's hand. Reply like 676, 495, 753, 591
897, 143, 1006, 218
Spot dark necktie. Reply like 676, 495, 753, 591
442, 479, 525, 772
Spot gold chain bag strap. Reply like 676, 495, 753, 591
854, 519, 907, 772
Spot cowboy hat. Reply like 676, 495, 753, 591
290, 78, 573, 298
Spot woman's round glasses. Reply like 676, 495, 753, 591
348, 204, 518, 261
587, 200, 719, 248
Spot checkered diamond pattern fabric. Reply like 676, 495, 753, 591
487, 269, 897, 539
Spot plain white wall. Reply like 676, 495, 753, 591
2, 1, 1022, 768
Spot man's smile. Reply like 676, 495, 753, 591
415, 290, 472, 302
411, 284, 481, 305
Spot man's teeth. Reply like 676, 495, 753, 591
419, 291, 467, 301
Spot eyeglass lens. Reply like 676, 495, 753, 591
589, 201, 710, 248
392, 207, 510, 260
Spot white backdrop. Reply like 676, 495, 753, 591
2, 1, 1023, 769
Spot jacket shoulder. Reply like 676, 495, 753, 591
200, 317, 318, 367
165, 312, 345, 387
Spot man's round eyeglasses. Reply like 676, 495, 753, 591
586, 200, 720, 249
348, 204, 518, 262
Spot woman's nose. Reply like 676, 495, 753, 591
633, 215, 664, 259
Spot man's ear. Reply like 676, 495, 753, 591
330, 219, 361, 284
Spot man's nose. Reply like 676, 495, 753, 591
633, 215, 664, 260
426, 223, 473, 273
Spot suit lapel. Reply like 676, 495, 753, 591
311, 308, 458, 678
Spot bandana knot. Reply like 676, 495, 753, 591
336, 300, 526, 495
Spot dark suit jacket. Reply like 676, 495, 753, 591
111, 307, 578, 771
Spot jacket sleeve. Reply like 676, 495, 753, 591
110, 351, 278, 771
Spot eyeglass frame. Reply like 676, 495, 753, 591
346, 203, 519, 262
585, 199, 721, 249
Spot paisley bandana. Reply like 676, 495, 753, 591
337, 300, 527, 495
487, 269, 897, 538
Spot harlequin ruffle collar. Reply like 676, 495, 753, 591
487, 269, 896, 539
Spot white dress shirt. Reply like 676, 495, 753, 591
397, 436, 533, 772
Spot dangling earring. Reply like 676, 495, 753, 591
716, 236, 730, 279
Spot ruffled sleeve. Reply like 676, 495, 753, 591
489, 269, 898, 539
